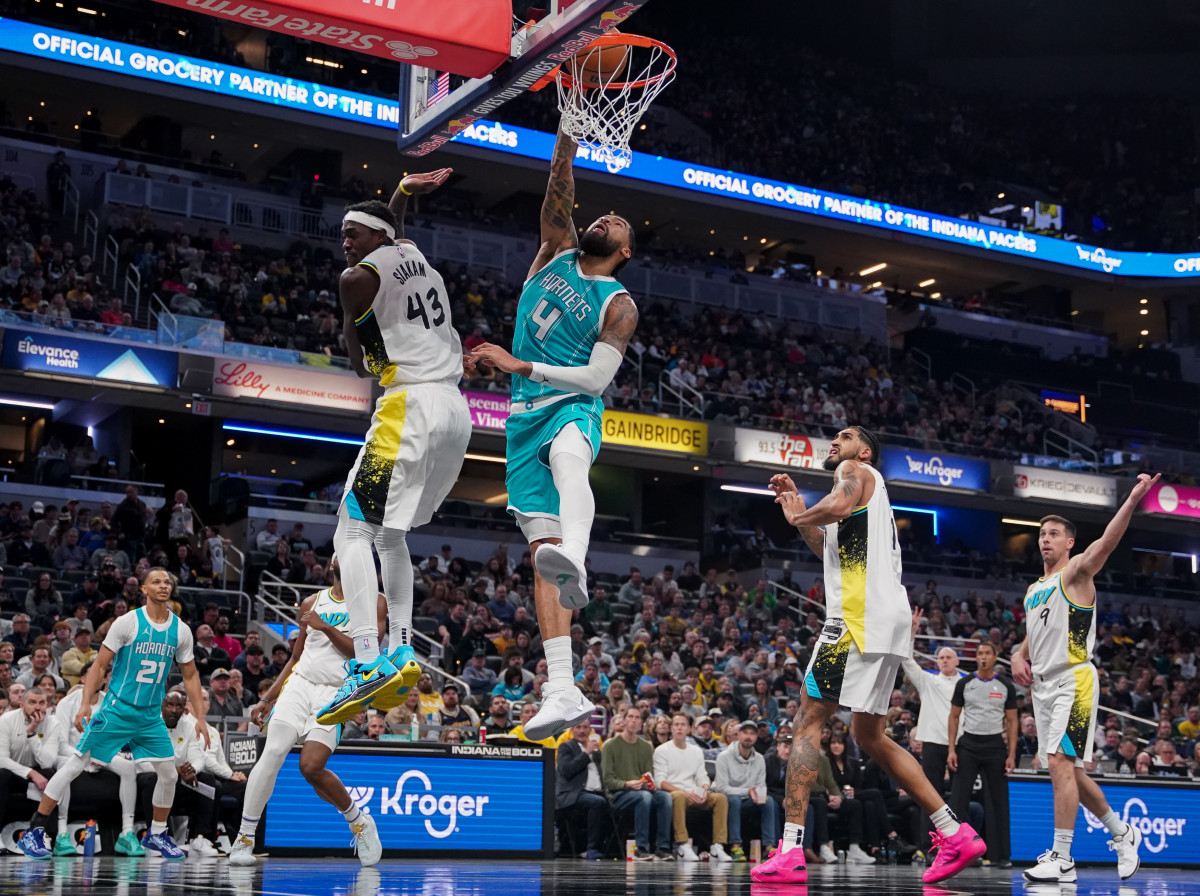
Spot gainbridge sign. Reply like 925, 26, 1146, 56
601, 411, 707, 456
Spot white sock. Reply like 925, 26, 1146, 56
1098, 809, 1127, 838
122, 814, 134, 835
150, 820, 167, 835
781, 822, 804, 854
543, 636, 575, 692
239, 813, 260, 838
375, 526, 414, 650
549, 425, 595, 563
1053, 828, 1074, 859
334, 502, 383, 663
342, 803, 362, 825
929, 805, 961, 836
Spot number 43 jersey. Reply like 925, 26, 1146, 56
511, 248, 631, 407
356, 242, 463, 387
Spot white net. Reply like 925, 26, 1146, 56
554, 35, 677, 174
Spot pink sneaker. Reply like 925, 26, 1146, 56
750, 841, 807, 884
923, 823, 987, 883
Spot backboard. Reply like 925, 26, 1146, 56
396, 0, 651, 157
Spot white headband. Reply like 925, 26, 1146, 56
343, 210, 395, 240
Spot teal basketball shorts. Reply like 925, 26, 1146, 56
76, 693, 175, 764
505, 397, 601, 540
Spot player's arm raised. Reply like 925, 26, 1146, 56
252, 594, 318, 726
386, 168, 452, 243
338, 266, 376, 378
1069, 472, 1160, 583
775, 460, 869, 529
528, 121, 580, 281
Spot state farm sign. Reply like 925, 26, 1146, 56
212, 360, 372, 412
1013, 465, 1117, 508
734, 429, 833, 469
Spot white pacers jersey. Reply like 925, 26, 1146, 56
355, 242, 463, 387
823, 464, 911, 657
292, 588, 352, 687
1022, 569, 1096, 680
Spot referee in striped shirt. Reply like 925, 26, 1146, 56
948, 640, 1018, 867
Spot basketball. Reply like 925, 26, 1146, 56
569, 29, 630, 88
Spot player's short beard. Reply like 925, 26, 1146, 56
822, 454, 840, 471
580, 228, 620, 258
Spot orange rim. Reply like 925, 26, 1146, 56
556, 33, 677, 91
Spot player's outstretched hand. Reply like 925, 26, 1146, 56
776, 491, 808, 527
467, 343, 526, 375
400, 168, 453, 196
1010, 652, 1032, 688
769, 473, 797, 496
911, 607, 924, 640
195, 716, 211, 750
1128, 472, 1161, 504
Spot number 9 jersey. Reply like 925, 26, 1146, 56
355, 242, 463, 387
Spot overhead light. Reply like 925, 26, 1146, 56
185, 403, 192, 409
859, 263, 887, 276
1139, 309, 1148, 315
930, 292, 942, 299
893, 505, 938, 538
1132, 547, 1198, 575
918, 278, 936, 287
1071, 310, 1079, 315
869, 281, 882, 289
464, 453, 506, 464
0, 398, 55, 410
720, 484, 775, 497
1140, 329, 1149, 336
223, 423, 361, 446
158, 418, 165, 424
1139, 298, 1148, 304
225, 439, 235, 447
305, 57, 343, 69
1002, 518, 1041, 527
997, 192, 1005, 198
77, 6, 97, 13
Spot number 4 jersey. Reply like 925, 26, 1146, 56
355, 242, 463, 387
511, 248, 631, 408
105, 607, 194, 708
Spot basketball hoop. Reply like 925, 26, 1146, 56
554, 33, 677, 174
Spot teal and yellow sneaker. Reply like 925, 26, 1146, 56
371, 646, 422, 711
316, 656, 400, 725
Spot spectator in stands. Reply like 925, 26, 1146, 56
556, 720, 612, 859
25, 573, 63, 630
47, 622, 73, 667
255, 519, 281, 553
0, 686, 55, 811
212, 616, 242, 662
491, 667, 526, 702
206, 668, 244, 729
482, 695, 513, 737
264, 644, 290, 678
462, 648, 498, 698
16, 647, 63, 692
65, 599, 94, 636
192, 625, 230, 681
714, 719, 778, 859
52, 527, 87, 571
10, 525, 51, 568
438, 684, 477, 733
265, 540, 294, 579
653, 713, 732, 861
603, 706, 673, 861
239, 645, 269, 696
4, 615, 35, 662
384, 691, 420, 735
58, 628, 95, 687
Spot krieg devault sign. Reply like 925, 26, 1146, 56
1013, 464, 1118, 508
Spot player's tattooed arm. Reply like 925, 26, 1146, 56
775, 460, 865, 529
530, 123, 580, 279
598, 293, 639, 355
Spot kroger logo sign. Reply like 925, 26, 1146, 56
1076, 245, 1122, 273
906, 454, 964, 486
1085, 798, 1187, 854
349, 770, 489, 838
882, 448, 988, 491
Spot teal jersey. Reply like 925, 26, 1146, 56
511, 249, 630, 406
106, 607, 189, 708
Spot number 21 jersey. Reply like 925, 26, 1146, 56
511, 248, 630, 407
356, 242, 462, 387
105, 607, 194, 708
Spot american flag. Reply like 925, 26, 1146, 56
427, 72, 450, 106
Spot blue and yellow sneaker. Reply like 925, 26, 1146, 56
140, 830, 185, 859
316, 656, 400, 725
370, 646, 422, 711
17, 826, 51, 859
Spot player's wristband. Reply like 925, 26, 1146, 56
398, 181, 412, 196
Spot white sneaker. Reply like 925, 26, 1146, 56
524, 687, 595, 741
819, 843, 838, 863
1023, 850, 1077, 883
709, 843, 733, 862
536, 544, 589, 610
846, 843, 876, 864
1109, 822, 1142, 880
188, 835, 220, 857
228, 834, 257, 866
351, 812, 383, 867
676, 842, 701, 862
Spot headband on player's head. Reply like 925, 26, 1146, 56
342, 210, 395, 241
850, 425, 881, 465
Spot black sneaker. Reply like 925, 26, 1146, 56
654, 847, 675, 861
632, 847, 655, 862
